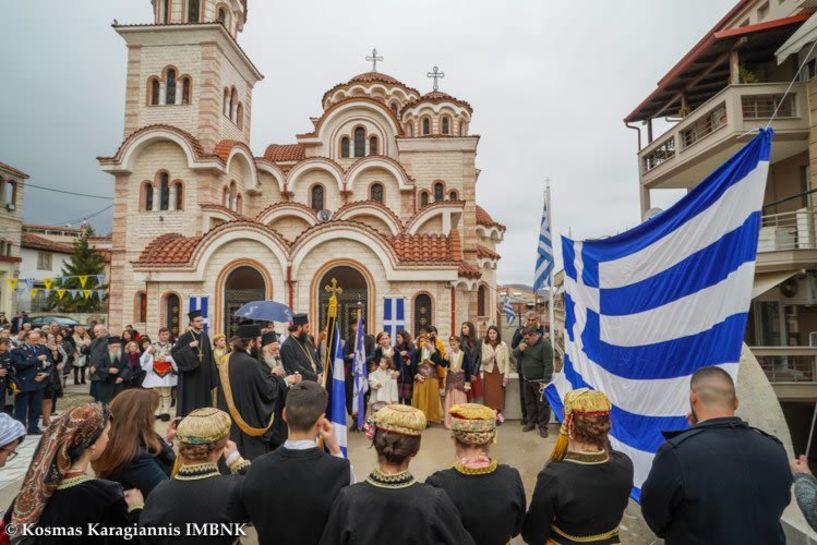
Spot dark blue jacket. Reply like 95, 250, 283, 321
108, 439, 175, 498
641, 416, 792, 545
11, 343, 52, 392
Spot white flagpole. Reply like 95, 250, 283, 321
546, 181, 556, 338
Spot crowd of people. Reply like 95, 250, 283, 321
0, 309, 815, 544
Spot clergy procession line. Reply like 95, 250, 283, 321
0, 311, 811, 544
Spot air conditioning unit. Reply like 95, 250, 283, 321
781, 275, 817, 305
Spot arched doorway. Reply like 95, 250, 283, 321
318, 266, 368, 339
223, 265, 267, 337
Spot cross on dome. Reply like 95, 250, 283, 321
427, 66, 445, 91
365, 48, 384, 72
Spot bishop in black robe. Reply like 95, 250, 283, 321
280, 330, 322, 382
216, 337, 289, 460
171, 311, 217, 417
319, 470, 476, 545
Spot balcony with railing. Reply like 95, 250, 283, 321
639, 83, 810, 188
757, 207, 817, 270
752, 346, 817, 400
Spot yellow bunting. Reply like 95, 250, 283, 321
6, 278, 16, 290
79, 276, 89, 288
82, 289, 91, 299
43, 278, 53, 290
30, 288, 39, 298
56, 289, 66, 300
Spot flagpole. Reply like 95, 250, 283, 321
546, 181, 556, 338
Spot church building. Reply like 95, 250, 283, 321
98, 0, 505, 339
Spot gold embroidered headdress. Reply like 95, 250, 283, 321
449, 403, 496, 445
373, 404, 426, 436
550, 388, 612, 462
176, 407, 232, 445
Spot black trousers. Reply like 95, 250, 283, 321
518, 365, 528, 422
14, 388, 44, 432
523, 379, 551, 431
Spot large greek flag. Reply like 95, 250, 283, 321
545, 128, 773, 501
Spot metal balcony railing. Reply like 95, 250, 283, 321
759, 207, 817, 252
751, 346, 817, 383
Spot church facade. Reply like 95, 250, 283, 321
99, 0, 504, 339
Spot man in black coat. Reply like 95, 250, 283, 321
87, 324, 109, 402
217, 325, 301, 460
641, 366, 792, 545
510, 311, 543, 426
172, 310, 217, 417
93, 336, 126, 404
10, 330, 52, 433
280, 313, 322, 382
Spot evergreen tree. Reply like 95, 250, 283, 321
46, 228, 107, 313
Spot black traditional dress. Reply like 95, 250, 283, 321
522, 449, 634, 545
319, 469, 476, 545
280, 335, 322, 382
426, 460, 526, 545
140, 463, 249, 545
216, 347, 288, 459
171, 329, 217, 417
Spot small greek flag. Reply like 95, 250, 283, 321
503, 297, 516, 325
328, 320, 348, 457
383, 297, 405, 345
352, 317, 369, 429
533, 186, 555, 292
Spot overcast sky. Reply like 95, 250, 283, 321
0, 0, 736, 285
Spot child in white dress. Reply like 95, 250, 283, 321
139, 327, 178, 421
368, 355, 399, 409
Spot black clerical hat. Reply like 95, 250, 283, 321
188, 310, 203, 321
261, 331, 278, 346
107, 336, 121, 345
237, 323, 261, 339
291, 313, 309, 326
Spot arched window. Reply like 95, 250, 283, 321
163, 293, 181, 338
449, 190, 459, 200
217, 7, 228, 24
370, 183, 384, 203
143, 182, 154, 211
433, 182, 444, 202
163, 0, 171, 23
5, 182, 16, 209
223, 88, 230, 116
422, 117, 430, 135
311, 185, 325, 211
236, 103, 243, 129
369, 136, 378, 156
222, 186, 229, 207
477, 285, 488, 317
229, 181, 237, 210
181, 77, 191, 105
187, 0, 200, 22
235, 193, 243, 215
413, 294, 433, 337
390, 101, 400, 115
353, 127, 366, 158
135, 292, 148, 323
406, 124, 414, 137
165, 68, 176, 105
173, 181, 183, 210
419, 191, 429, 207
148, 77, 160, 105
442, 116, 450, 135
340, 137, 350, 158
229, 87, 237, 121
159, 172, 170, 210
459, 122, 466, 136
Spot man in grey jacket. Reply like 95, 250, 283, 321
512, 326, 553, 438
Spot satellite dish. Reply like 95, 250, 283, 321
643, 207, 664, 221
318, 209, 333, 222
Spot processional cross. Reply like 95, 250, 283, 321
325, 278, 343, 300
427, 66, 445, 91
366, 48, 384, 72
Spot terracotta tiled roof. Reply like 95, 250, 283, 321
0, 162, 29, 179
476, 205, 505, 230
21, 233, 73, 254
335, 200, 404, 229
322, 73, 421, 107
389, 233, 456, 263
457, 262, 482, 279
214, 139, 239, 161
263, 144, 306, 162
476, 244, 501, 260
136, 233, 201, 265
98, 125, 216, 164
404, 91, 473, 114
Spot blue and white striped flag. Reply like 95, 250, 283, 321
352, 317, 369, 429
503, 297, 516, 325
545, 128, 773, 502
188, 296, 209, 334
383, 297, 405, 346
327, 320, 348, 457
533, 186, 555, 292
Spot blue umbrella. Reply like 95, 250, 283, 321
234, 301, 293, 323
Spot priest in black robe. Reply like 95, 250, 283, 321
280, 313, 323, 382
171, 310, 217, 417
216, 325, 300, 460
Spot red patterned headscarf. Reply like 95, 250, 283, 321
11, 403, 111, 528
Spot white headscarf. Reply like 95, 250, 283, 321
0, 413, 25, 448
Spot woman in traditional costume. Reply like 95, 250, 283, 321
522, 389, 634, 545
410, 332, 444, 425
3, 403, 143, 543
441, 336, 471, 429
139, 327, 178, 422
427, 403, 526, 545
320, 404, 475, 545
139, 408, 250, 545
